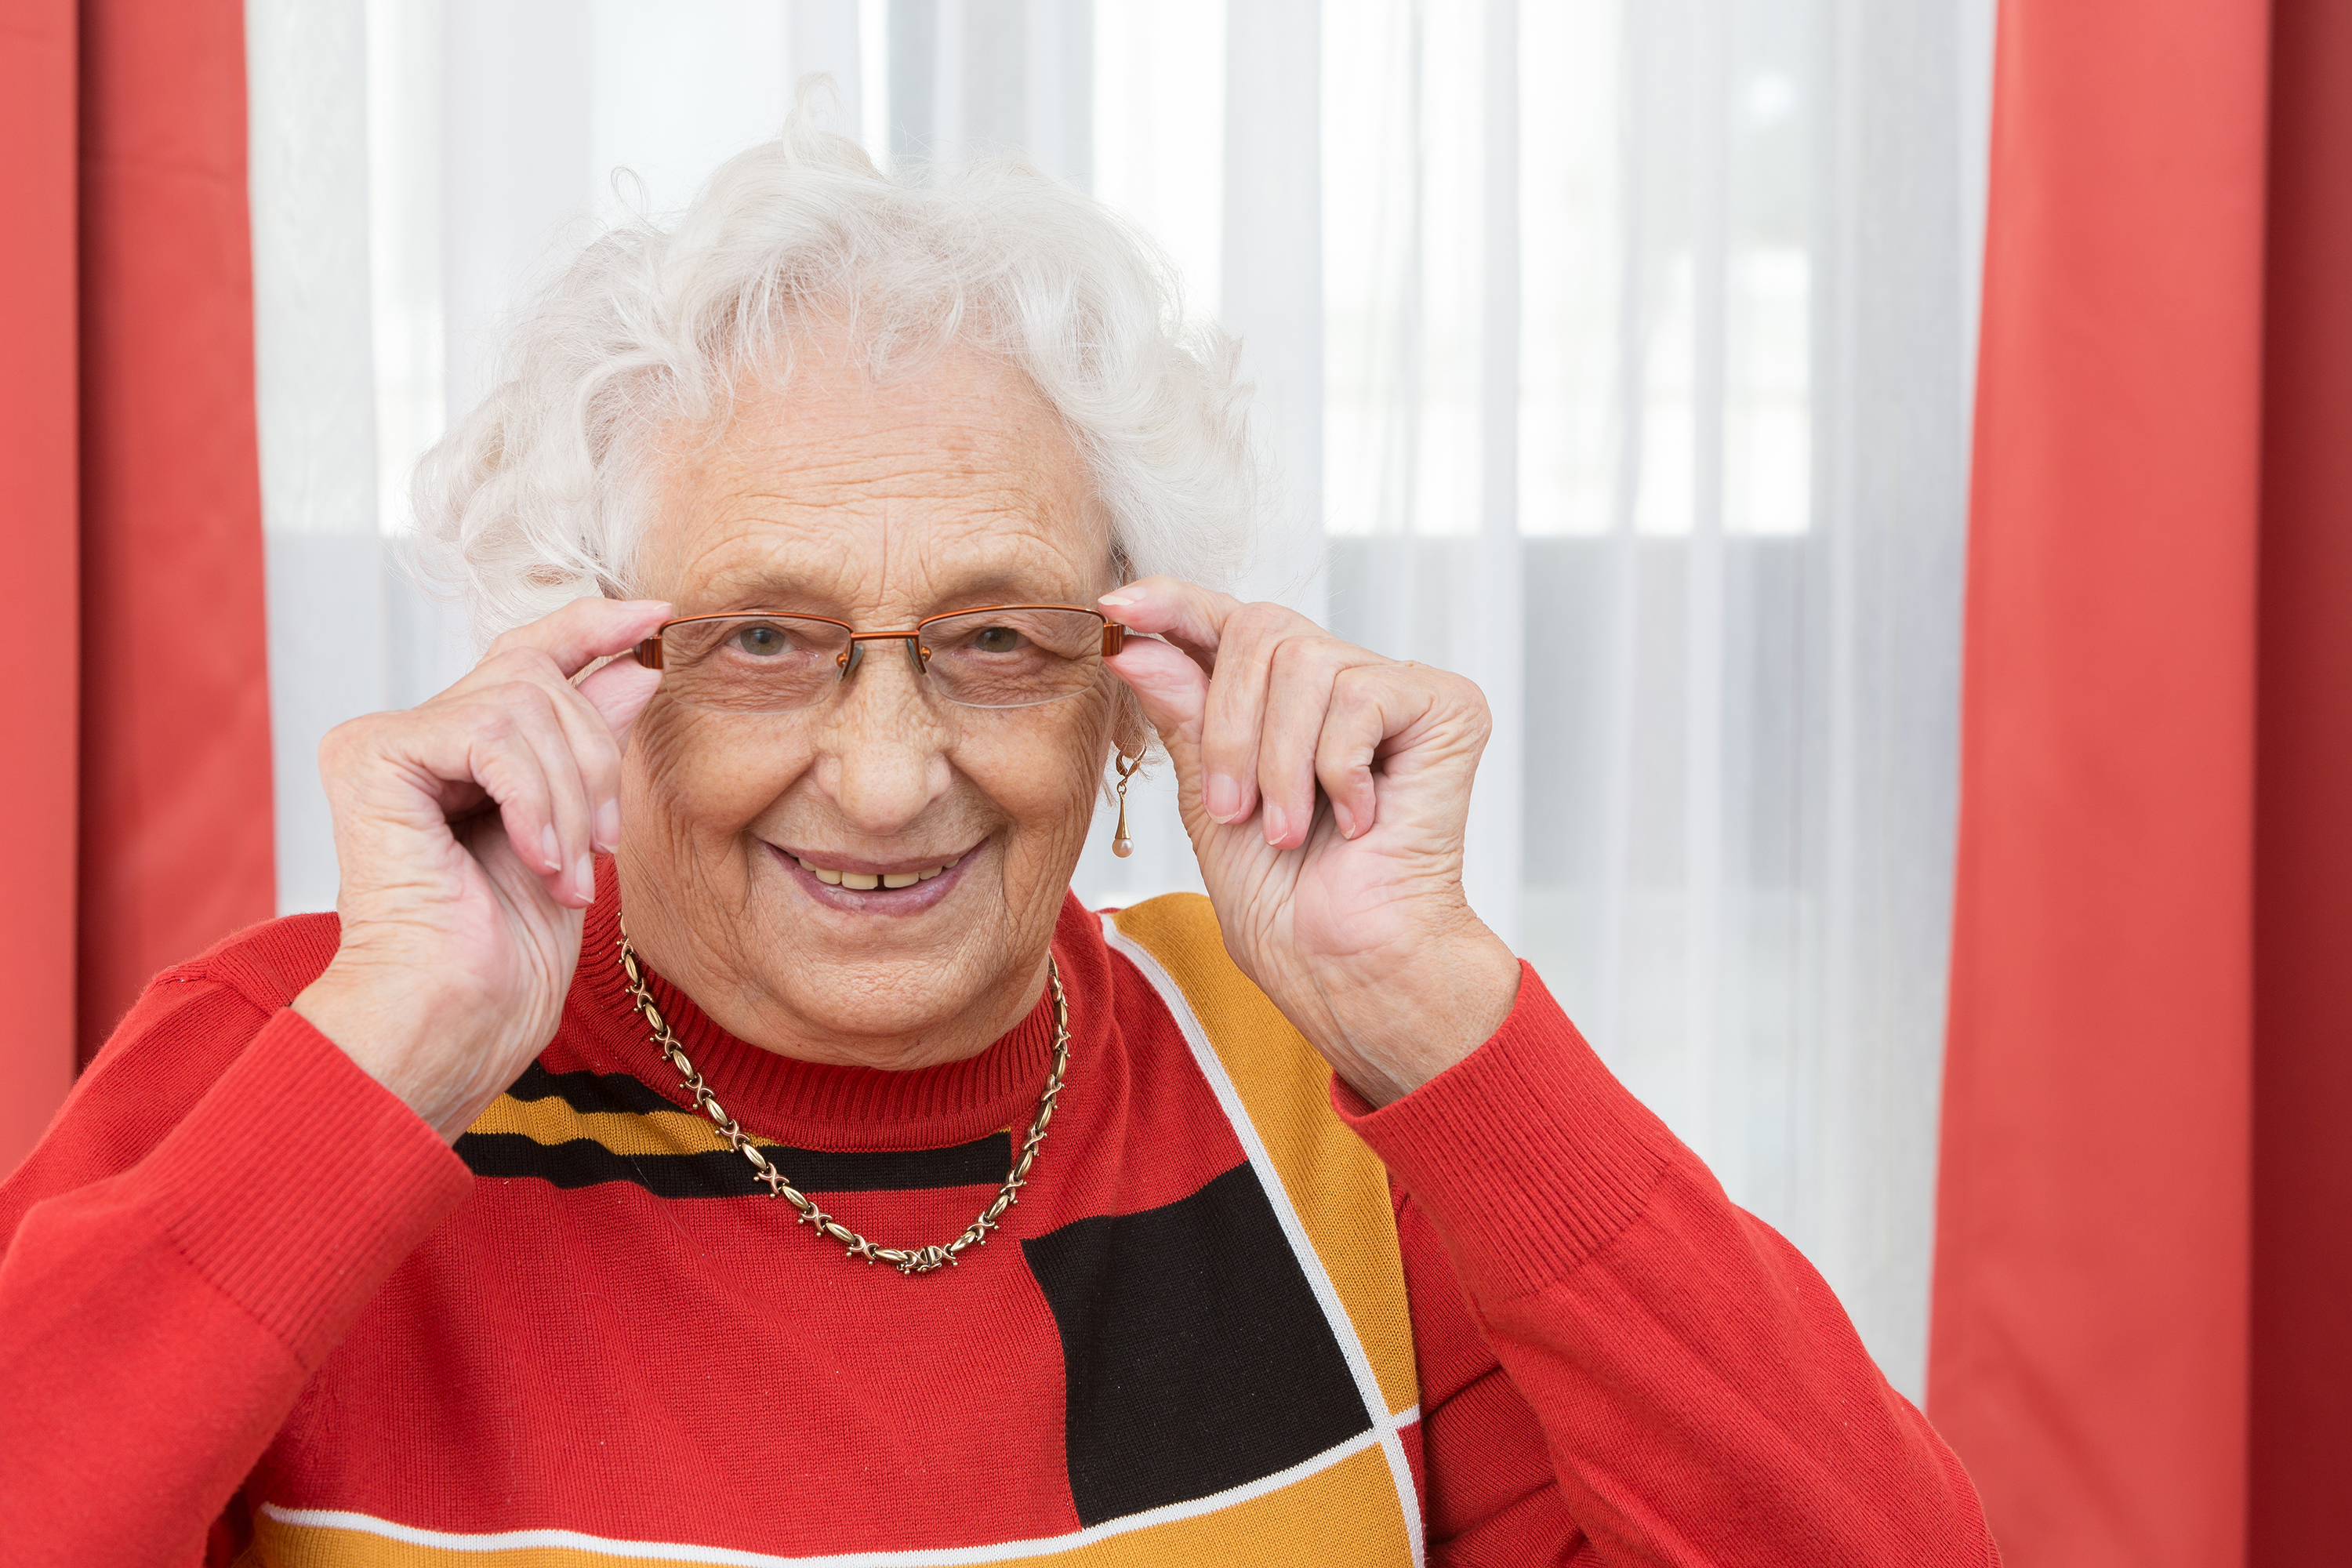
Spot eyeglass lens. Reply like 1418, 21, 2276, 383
655, 608, 1108, 713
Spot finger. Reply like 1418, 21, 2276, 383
470, 684, 595, 907
457, 702, 568, 906
1098, 577, 1243, 674
1104, 634, 1210, 801
543, 674, 629, 857
1312, 665, 1403, 840
484, 596, 673, 682
507, 685, 602, 906
569, 658, 660, 851
1196, 604, 1322, 826
1254, 639, 1382, 848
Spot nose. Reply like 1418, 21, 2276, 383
810, 636, 955, 835
836, 635, 928, 683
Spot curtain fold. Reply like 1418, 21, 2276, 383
2249, 1, 2352, 1559
74, 0, 277, 1069
0, 0, 81, 1172
0, 0, 276, 1165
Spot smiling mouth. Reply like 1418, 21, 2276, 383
777, 845, 973, 893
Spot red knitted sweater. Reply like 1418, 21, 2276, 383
0, 872, 1993, 1565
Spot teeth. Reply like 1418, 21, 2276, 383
794, 854, 952, 890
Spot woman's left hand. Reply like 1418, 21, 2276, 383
1102, 579, 1522, 1106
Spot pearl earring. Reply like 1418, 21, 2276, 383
1111, 751, 1144, 858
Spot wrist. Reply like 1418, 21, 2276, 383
1302, 921, 1522, 1109
292, 961, 496, 1142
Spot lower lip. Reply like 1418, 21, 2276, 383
768, 842, 975, 916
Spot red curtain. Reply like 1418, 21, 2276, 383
2249, 1, 2352, 1559
0, 0, 82, 1172
1929, 2, 2352, 1563
0, 0, 274, 1173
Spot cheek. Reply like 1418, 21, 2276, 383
962, 698, 1112, 856
630, 706, 811, 840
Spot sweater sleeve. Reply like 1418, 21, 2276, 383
0, 960, 473, 1567
1342, 964, 1996, 1568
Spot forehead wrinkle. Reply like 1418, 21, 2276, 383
648, 343, 1109, 617
685, 512, 1094, 618
906, 514, 1095, 598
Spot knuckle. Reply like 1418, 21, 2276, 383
1330, 663, 1381, 706
466, 701, 519, 745
484, 624, 535, 659
575, 729, 622, 778
481, 640, 556, 681
1233, 601, 1295, 640
317, 716, 373, 771
1265, 632, 1323, 676
493, 679, 558, 720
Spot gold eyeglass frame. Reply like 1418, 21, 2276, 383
631, 604, 1129, 707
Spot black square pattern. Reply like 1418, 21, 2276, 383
1022, 1161, 1373, 1526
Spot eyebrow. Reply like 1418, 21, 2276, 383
691, 568, 1093, 617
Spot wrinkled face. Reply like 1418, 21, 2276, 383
617, 342, 1128, 1061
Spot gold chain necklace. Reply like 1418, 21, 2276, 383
613, 927, 1069, 1275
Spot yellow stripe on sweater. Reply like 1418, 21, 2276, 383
463, 1094, 774, 1158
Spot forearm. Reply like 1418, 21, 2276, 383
0, 1011, 470, 1560
1356, 969, 1994, 1566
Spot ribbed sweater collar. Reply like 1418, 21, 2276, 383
577, 858, 1070, 1152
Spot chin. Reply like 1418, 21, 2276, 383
763, 946, 1004, 1047
739, 837, 1031, 1025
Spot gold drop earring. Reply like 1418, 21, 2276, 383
1110, 752, 1144, 858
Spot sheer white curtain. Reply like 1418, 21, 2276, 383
246, 0, 1991, 1396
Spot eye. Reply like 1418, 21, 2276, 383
971, 626, 1025, 654
734, 623, 789, 656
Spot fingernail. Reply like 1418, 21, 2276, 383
1098, 590, 1138, 607
1334, 801, 1356, 838
539, 824, 561, 870
1262, 802, 1288, 845
1206, 773, 1240, 822
575, 855, 594, 902
595, 799, 621, 851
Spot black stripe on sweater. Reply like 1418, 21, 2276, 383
456, 1127, 1014, 1197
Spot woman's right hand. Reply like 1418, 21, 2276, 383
291, 597, 670, 1142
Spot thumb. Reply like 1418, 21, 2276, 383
1105, 636, 1208, 789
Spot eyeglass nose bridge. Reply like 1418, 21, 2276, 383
834, 630, 931, 683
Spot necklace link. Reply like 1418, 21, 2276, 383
614, 925, 1070, 1276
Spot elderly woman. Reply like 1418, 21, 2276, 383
1, 122, 1989, 1565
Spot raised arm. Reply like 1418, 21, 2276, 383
0, 596, 668, 1563
1102, 577, 1994, 1565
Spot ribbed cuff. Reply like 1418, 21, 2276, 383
1333, 963, 1679, 1301
142, 1009, 474, 1369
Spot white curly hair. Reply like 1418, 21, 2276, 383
412, 96, 1264, 641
